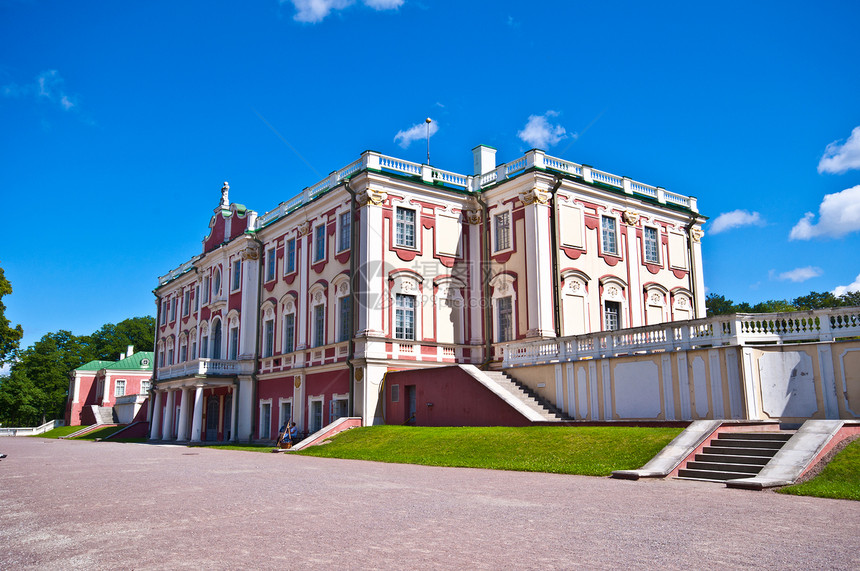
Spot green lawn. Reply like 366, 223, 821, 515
293, 425, 682, 476
778, 438, 860, 501
32, 425, 86, 438
73, 426, 127, 440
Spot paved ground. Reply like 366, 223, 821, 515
0, 437, 858, 570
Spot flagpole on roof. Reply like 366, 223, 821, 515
425, 117, 432, 164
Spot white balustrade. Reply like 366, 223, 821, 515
502, 307, 860, 367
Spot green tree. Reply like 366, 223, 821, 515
87, 316, 155, 360
0, 263, 23, 364
705, 293, 736, 316
0, 368, 41, 426
838, 290, 860, 307
793, 291, 841, 310
750, 299, 796, 313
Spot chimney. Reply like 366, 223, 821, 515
119, 353, 126, 360
472, 145, 497, 176
127, 345, 134, 357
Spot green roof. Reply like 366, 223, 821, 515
110, 351, 154, 371
75, 359, 114, 371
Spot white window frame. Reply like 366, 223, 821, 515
114, 379, 126, 397
601, 215, 619, 256
490, 273, 517, 343
202, 276, 210, 304
395, 207, 416, 249
263, 318, 275, 358
643, 226, 660, 264
231, 260, 241, 292
194, 285, 200, 312
213, 268, 222, 298
285, 237, 297, 275
278, 397, 293, 432
493, 209, 512, 253
141, 380, 151, 393
183, 290, 191, 317
599, 276, 627, 332
313, 224, 326, 263
308, 395, 324, 433
338, 211, 351, 253
266, 247, 276, 282
434, 277, 465, 345
394, 294, 416, 340
258, 399, 273, 440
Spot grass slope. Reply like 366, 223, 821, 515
294, 425, 682, 476
32, 425, 86, 438
778, 438, 860, 501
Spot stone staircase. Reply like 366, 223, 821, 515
677, 432, 793, 482
90, 405, 116, 425
480, 370, 568, 422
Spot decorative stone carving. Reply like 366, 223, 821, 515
357, 188, 387, 207
339, 282, 348, 295
240, 244, 260, 261
519, 188, 550, 206
285, 301, 294, 312
650, 293, 662, 304
622, 210, 640, 226
313, 291, 323, 303
294, 376, 302, 388
297, 222, 311, 236
221, 182, 230, 208
690, 227, 704, 242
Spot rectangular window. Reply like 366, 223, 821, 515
260, 402, 271, 440
141, 380, 151, 393
602, 216, 618, 255
494, 211, 511, 252
314, 224, 326, 262
396, 208, 416, 248
395, 294, 415, 340
283, 314, 295, 353
604, 301, 621, 331
497, 296, 513, 342
183, 290, 190, 316
338, 296, 351, 342
158, 350, 165, 368
161, 301, 168, 324
191, 341, 197, 360
644, 227, 659, 263
194, 286, 200, 311
391, 384, 400, 403
114, 379, 126, 397
313, 305, 325, 347
167, 347, 174, 365
170, 299, 176, 322
266, 247, 276, 281
338, 211, 351, 252
202, 276, 210, 303
179, 344, 187, 363
229, 326, 239, 359
263, 319, 274, 358
286, 238, 296, 274
231, 260, 241, 291
201, 336, 209, 359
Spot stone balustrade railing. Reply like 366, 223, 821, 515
157, 358, 255, 381
503, 307, 860, 368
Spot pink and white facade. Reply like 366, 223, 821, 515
66, 346, 153, 426
150, 146, 706, 442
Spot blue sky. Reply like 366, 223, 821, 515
2, 0, 860, 354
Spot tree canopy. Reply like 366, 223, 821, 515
706, 291, 860, 317
0, 316, 155, 427
0, 264, 23, 365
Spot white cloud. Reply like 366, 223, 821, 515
2, 70, 76, 111
517, 111, 571, 149
789, 185, 860, 240
285, 0, 402, 23
818, 126, 860, 174
772, 266, 823, 283
709, 210, 765, 234
833, 273, 860, 296
394, 120, 438, 149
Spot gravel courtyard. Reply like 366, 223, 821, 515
1, 437, 857, 570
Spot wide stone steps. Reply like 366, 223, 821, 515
481, 371, 567, 422
677, 431, 792, 482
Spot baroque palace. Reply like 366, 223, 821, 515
149, 145, 706, 442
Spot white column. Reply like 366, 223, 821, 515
162, 389, 175, 439
190, 385, 204, 442
468, 223, 484, 346
363, 363, 387, 425
102, 374, 111, 405
296, 230, 310, 351
236, 375, 254, 442
239, 248, 260, 359
176, 387, 190, 440
230, 386, 239, 442
149, 391, 163, 440
626, 223, 643, 327
691, 233, 706, 318
357, 200, 385, 337
523, 194, 555, 338
71, 373, 81, 404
